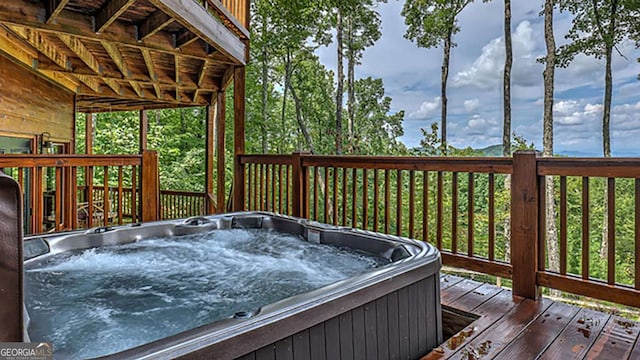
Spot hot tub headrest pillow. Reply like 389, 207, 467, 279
0, 172, 23, 342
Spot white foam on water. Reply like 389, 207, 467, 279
25, 229, 386, 359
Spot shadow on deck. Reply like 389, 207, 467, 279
423, 275, 640, 359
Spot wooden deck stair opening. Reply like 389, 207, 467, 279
424, 274, 640, 359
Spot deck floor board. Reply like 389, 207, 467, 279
423, 275, 640, 359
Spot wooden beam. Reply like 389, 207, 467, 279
130, 81, 144, 97
46, 0, 71, 24
175, 29, 198, 49
219, 65, 234, 89
101, 41, 131, 78
153, 84, 163, 99
174, 54, 180, 84
140, 49, 157, 81
95, 0, 136, 34
10, 26, 71, 70
148, 0, 246, 64
57, 34, 102, 74
196, 60, 207, 86
0, 2, 217, 62
233, 66, 245, 211
0, 25, 79, 92
138, 10, 173, 41
74, 74, 102, 93
37, 62, 220, 91
77, 88, 211, 107
103, 77, 124, 95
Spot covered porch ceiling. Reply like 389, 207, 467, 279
0, 0, 248, 113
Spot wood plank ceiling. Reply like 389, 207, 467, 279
0, 0, 248, 112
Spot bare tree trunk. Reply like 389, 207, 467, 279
346, 16, 355, 154
599, 0, 617, 258
280, 51, 291, 154
441, 28, 451, 155
260, 18, 269, 153
500, 0, 513, 278
287, 79, 315, 154
335, 8, 344, 155
543, 0, 560, 297
503, 0, 512, 157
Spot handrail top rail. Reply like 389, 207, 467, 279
239, 153, 513, 174
0, 154, 143, 168
538, 157, 640, 177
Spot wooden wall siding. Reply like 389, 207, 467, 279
235, 277, 442, 360
0, 55, 73, 142
0, 0, 248, 112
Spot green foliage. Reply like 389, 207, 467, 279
402, 0, 473, 49
75, 108, 207, 192
351, 77, 406, 154
557, 0, 639, 67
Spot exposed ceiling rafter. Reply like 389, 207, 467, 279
96, 0, 137, 34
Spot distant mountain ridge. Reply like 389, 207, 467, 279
476, 144, 503, 156
473, 144, 638, 157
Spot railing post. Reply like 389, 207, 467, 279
232, 67, 245, 212
141, 150, 160, 222
511, 150, 541, 300
291, 152, 309, 218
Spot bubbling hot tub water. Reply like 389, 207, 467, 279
25, 229, 387, 359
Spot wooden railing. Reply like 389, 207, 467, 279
160, 189, 207, 219
536, 157, 640, 307
240, 153, 514, 279
0, 151, 159, 235
239, 151, 640, 308
84, 187, 207, 221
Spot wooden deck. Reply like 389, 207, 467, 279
423, 275, 640, 359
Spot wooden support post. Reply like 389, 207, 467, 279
291, 152, 309, 218
205, 105, 216, 214
232, 66, 245, 212
216, 90, 226, 213
139, 109, 148, 153
141, 150, 160, 222
85, 113, 93, 205
85, 113, 93, 154
511, 151, 540, 300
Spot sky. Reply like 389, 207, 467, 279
315, 0, 640, 156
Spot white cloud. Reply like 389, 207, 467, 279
452, 21, 542, 89
464, 98, 481, 112
409, 97, 441, 120
612, 101, 640, 132
554, 100, 602, 126
553, 100, 580, 114
465, 115, 499, 135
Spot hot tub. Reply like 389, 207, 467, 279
23, 212, 442, 359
